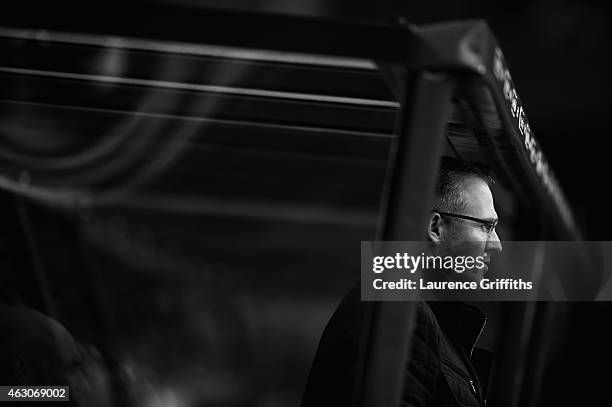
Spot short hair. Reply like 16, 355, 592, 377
432, 156, 494, 213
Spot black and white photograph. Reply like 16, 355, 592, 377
1, 1, 611, 406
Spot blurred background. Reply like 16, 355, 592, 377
0, 1, 611, 406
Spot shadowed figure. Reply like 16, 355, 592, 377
0, 305, 113, 407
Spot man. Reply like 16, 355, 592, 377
301, 156, 502, 407
426, 157, 502, 289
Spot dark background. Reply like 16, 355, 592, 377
177, 0, 612, 238
281, 0, 612, 238
161, 1, 612, 404
1, 0, 611, 405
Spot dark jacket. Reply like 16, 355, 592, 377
302, 285, 490, 407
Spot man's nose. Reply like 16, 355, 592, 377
487, 230, 502, 253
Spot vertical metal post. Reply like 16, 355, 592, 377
359, 70, 455, 407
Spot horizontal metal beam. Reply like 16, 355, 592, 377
1, 3, 413, 62
0, 66, 398, 108
0, 26, 378, 69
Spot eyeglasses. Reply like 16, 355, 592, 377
433, 210, 498, 235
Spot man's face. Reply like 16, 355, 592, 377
438, 175, 502, 282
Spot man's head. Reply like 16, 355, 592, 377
427, 157, 502, 282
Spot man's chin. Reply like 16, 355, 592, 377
480, 264, 488, 276
460, 268, 486, 284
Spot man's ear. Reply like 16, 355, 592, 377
427, 212, 443, 243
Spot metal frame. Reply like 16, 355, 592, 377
0, 8, 578, 238
1, 7, 582, 407
359, 70, 455, 406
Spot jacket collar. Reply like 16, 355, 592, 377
427, 301, 487, 357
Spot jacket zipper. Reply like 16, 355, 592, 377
468, 379, 477, 395
441, 356, 481, 402
469, 316, 487, 358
